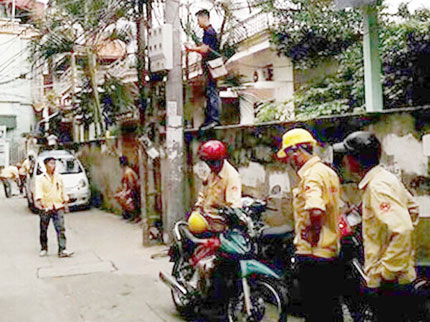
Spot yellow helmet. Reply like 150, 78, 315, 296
277, 128, 316, 159
187, 211, 209, 234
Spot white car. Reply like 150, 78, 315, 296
26, 150, 91, 211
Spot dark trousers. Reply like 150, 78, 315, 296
367, 282, 415, 322
39, 210, 66, 252
297, 255, 343, 322
2, 179, 11, 198
204, 77, 221, 125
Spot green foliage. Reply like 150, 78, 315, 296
264, 0, 362, 69
256, 100, 295, 122
380, 6, 430, 109
101, 77, 136, 126
255, 0, 430, 122
30, 0, 137, 134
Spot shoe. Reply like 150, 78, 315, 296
39, 250, 48, 257
58, 250, 74, 258
199, 121, 220, 131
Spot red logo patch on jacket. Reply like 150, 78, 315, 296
380, 202, 391, 212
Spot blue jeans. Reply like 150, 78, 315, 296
40, 209, 67, 253
204, 78, 221, 124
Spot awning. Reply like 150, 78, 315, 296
0, 115, 16, 129
225, 39, 271, 67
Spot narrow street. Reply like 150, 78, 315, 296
0, 193, 304, 322
0, 194, 182, 322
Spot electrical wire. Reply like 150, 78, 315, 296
0, 48, 28, 75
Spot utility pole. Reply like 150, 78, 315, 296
164, 0, 184, 243
136, 0, 150, 246
362, 4, 383, 112
336, 0, 383, 112
70, 51, 78, 141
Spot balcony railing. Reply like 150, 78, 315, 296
54, 56, 137, 98
233, 12, 277, 44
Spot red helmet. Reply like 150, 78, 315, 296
198, 140, 227, 161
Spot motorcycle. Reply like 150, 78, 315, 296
240, 197, 301, 314
159, 206, 288, 321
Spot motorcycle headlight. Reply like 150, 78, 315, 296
78, 179, 87, 189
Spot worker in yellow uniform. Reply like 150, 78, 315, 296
18, 156, 32, 194
333, 131, 418, 322
35, 157, 73, 258
277, 128, 343, 322
188, 139, 241, 234
0, 164, 19, 198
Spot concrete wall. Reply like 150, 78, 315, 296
74, 107, 430, 261
74, 133, 143, 216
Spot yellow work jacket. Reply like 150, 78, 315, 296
196, 160, 241, 231
1, 166, 19, 180
293, 156, 341, 259
35, 172, 69, 211
359, 165, 418, 288
19, 159, 30, 176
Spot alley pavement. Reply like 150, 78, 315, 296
0, 194, 182, 322
0, 193, 305, 322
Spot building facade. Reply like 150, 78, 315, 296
0, 17, 41, 165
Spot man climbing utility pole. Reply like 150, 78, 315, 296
164, 0, 185, 243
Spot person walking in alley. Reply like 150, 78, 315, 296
185, 9, 222, 131
0, 164, 19, 198
116, 156, 140, 223
18, 155, 32, 194
333, 131, 419, 322
276, 128, 343, 322
188, 140, 241, 234
35, 157, 73, 258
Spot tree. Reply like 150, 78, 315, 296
29, 0, 136, 135
255, 0, 430, 121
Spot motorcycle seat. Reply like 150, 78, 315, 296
260, 224, 294, 239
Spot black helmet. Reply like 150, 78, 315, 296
333, 131, 381, 163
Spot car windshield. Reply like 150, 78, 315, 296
37, 157, 83, 175
56, 158, 83, 174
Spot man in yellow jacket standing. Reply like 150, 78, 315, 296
35, 157, 74, 258
277, 128, 342, 322
333, 131, 418, 322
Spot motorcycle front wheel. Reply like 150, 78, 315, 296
227, 278, 287, 322
171, 258, 194, 317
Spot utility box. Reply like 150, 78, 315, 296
148, 24, 173, 72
